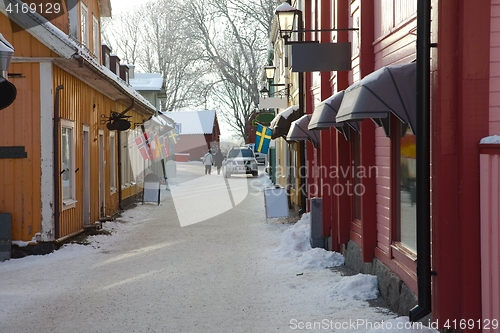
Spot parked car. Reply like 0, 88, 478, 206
223, 147, 259, 178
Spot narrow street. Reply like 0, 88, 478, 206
0, 163, 432, 333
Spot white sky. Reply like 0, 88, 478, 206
109, 0, 152, 15
107, 0, 240, 142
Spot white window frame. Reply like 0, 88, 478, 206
92, 15, 99, 57
120, 131, 134, 188
61, 119, 77, 209
80, 2, 89, 47
109, 132, 117, 193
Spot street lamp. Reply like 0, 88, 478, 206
0, 34, 16, 110
274, 2, 300, 44
275, 3, 358, 46
262, 65, 290, 99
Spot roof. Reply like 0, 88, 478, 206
165, 110, 217, 135
129, 73, 163, 92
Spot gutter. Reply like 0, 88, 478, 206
53, 85, 64, 239
409, 0, 432, 322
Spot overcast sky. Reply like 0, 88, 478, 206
106, 0, 240, 142
109, 0, 152, 15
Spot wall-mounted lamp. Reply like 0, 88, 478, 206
275, 2, 300, 44
261, 65, 291, 98
274, 3, 354, 72
274, 3, 358, 45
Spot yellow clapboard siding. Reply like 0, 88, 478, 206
0, 62, 42, 241
53, 66, 149, 237
0, 15, 59, 58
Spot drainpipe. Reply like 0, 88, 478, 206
297, 8, 307, 214
117, 99, 134, 210
53, 85, 64, 240
409, 0, 432, 322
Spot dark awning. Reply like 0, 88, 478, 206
286, 114, 320, 145
308, 90, 360, 136
270, 105, 301, 139
335, 62, 416, 136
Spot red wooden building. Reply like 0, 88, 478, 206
166, 110, 221, 161
270, 0, 500, 331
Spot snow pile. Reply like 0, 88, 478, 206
276, 213, 344, 270
480, 135, 500, 144
331, 273, 379, 301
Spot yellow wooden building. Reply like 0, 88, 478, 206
0, 0, 158, 255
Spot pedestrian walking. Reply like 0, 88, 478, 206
214, 149, 224, 175
202, 150, 213, 175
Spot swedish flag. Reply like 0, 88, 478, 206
255, 124, 272, 154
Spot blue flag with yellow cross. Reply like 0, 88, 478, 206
255, 124, 273, 154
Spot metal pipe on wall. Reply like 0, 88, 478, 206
409, 0, 432, 322
53, 85, 64, 240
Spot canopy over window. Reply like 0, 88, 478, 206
335, 62, 416, 136
269, 105, 301, 139
308, 90, 360, 139
286, 114, 320, 145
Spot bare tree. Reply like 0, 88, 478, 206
102, 0, 208, 112
103, 0, 278, 141
180, 0, 277, 142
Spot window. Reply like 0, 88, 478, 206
110, 132, 116, 192
120, 132, 132, 187
351, 130, 362, 220
80, 3, 88, 46
61, 120, 76, 207
93, 15, 99, 57
399, 125, 417, 252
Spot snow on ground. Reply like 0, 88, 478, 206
1, 168, 438, 332
268, 212, 438, 332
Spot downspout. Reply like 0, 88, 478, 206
53, 85, 64, 240
117, 99, 135, 210
297, 8, 306, 215
410, 0, 432, 322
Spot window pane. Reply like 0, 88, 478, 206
352, 131, 361, 220
81, 5, 88, 46
93, 16, 99, 56
400, 126, 416, 252
110, 134, 116, 189
62, 127, 72, 200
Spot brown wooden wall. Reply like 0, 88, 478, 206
53, 66, 147, 238
0, 15, 58, 58
0, 62, 42, 241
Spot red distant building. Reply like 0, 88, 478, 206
165, 110, 221, 161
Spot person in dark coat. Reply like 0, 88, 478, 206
214, 149, 225, 175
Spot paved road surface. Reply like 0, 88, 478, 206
0, 163, 393, 333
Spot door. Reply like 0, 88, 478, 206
83, 126, 91, 225
98, 130, 105, 217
